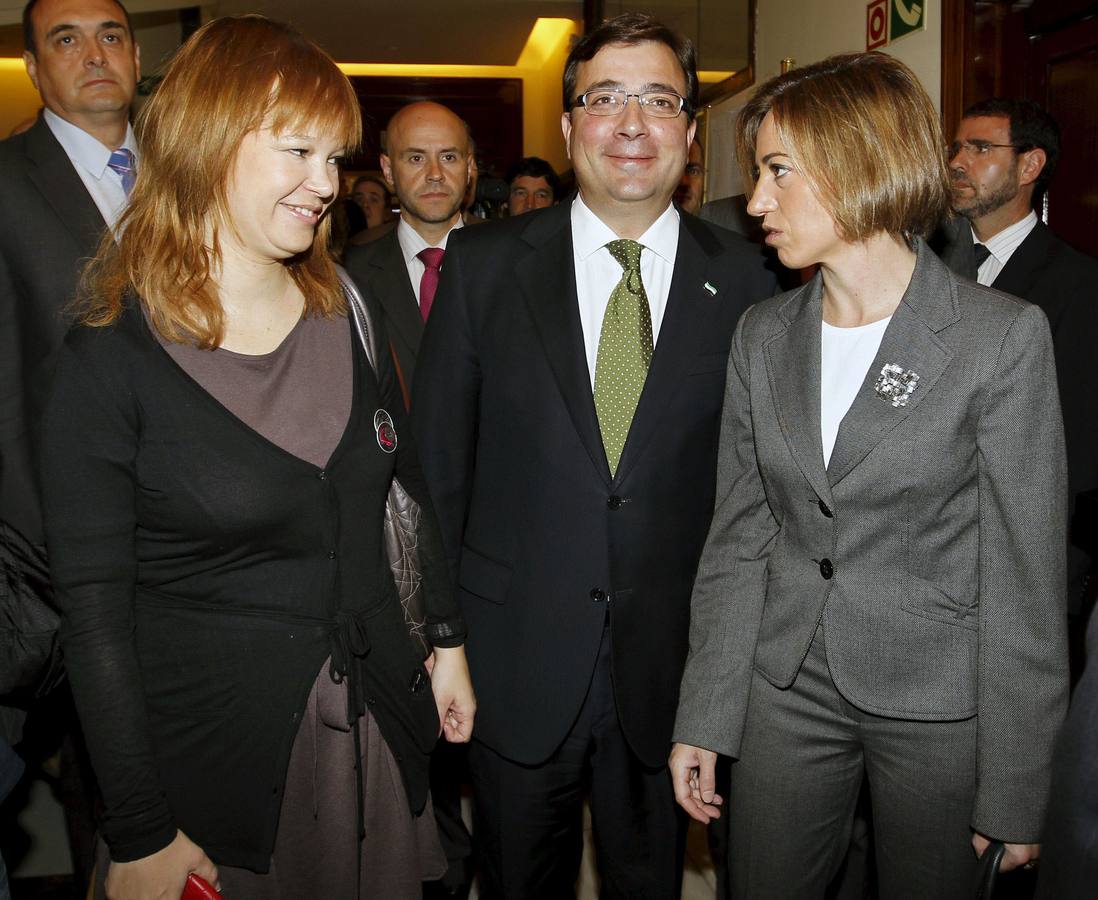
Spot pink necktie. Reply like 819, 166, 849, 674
417, 247, 445, 321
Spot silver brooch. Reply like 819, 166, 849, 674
874, 363, 920, 408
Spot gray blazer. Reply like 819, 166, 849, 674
674, 241, 1069, 841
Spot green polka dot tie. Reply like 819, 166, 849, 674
594, 239, 653, 476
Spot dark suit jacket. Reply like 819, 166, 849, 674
0, 116, 107, 546
412, 203, 777, 768
345, 227, 422, 390
937, 218, 1098, 604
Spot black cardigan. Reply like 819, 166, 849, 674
40, 302, 464, 870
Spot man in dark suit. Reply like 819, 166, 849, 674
0, 0, 139, 889
412, 13, 776, 898
937, 98, 1098, 615
345, 101, 475, 398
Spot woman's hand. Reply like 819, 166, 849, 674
972, 832, 1040, 872
105, 830, 219, 900
669, 742, 723, 824
430, 645, 476, 743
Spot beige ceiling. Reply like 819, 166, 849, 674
0, 1, 584, 64
2, 0, 749, 68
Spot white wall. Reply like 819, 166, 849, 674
706, 0, 942, 201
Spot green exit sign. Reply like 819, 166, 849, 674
891, 0, 926, 42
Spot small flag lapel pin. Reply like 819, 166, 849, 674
703, 281, 717, 296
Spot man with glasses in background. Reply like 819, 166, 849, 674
412, 13, 774, 898
938, 98, 1097, 628
938, 97, 1098, 900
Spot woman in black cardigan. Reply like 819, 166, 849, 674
41, 16, 474, 900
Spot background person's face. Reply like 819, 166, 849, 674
949, 116, 1022, 220
352, 181, 388, 228
381, 105, 474, 227
24, 0, 139, 134
674, 140, 704, 214
509, 175, 554, 215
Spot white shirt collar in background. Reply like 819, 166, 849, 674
43, 108, 137, 229
972, 210, 1037, 287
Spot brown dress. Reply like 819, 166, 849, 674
94, 312, 445, 899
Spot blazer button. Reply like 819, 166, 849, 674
607, 495, 622, 510
590, 588, 606, 602
317, 470, 327, 481
818, 499, 833, 518
819, 559, 834, 580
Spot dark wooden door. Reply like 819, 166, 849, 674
1030, 15, 1098, 258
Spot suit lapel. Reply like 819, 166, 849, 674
24, 117, 107, 258
372, 230, 424, 362
764, 275, 833, 505
613, 215, 720, 483
938, 215, 978, 280
991, 222, 1049, 299
515, 206, 611, 483
825, 242, 957, 486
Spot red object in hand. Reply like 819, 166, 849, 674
182, 873, 223, 900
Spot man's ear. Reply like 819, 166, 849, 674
134, 42, 141, 83
379, 154, 394, 189
560, 111, 572, 160
1018, 147, 1047, 189
23, 51, 39, 92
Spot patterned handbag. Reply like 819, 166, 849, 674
337, 266, 430, 659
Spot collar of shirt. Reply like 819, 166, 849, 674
396, 215, 463, 268
396, 215, 463, 304
43, 108, 138, 181
970, 210, 1037, 284
570, 194, 680, 265
570, 194, 680, 390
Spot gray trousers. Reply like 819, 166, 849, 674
729, 628, 979, 900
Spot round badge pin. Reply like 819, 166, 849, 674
374, 409, 397, 453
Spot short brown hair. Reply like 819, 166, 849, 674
563, 13, 699, 120
737, 52, 949, 245
82, 15, 362, 347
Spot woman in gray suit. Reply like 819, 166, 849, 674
670, 53, 1068, 899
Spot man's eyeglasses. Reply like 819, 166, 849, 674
949, 139, 1022, 158
574, 90, 686, 119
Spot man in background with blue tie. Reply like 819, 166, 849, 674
0, 0, 139, 893
412, 13, 775, 898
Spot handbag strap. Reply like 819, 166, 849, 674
336, 264, 380, 376
974, 840, 1007, 900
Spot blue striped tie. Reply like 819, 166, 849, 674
107, 148, 136, 196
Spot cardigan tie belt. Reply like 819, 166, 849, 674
328, 607, 375, 844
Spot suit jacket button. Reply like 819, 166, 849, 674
590, 588, 606, 602
818, 499, 833, 518
819, 559, 834, 579
607, 495, 622, 510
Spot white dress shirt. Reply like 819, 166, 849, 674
972, 210, 1037, 286
396, 216, 463, 307
43, 108, 137, 229
571, 195, 680, 389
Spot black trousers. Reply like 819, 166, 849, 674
468, 628, 685, 899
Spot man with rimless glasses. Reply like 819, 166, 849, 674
412, 12, 775, 898
939, 98, 1098, 631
